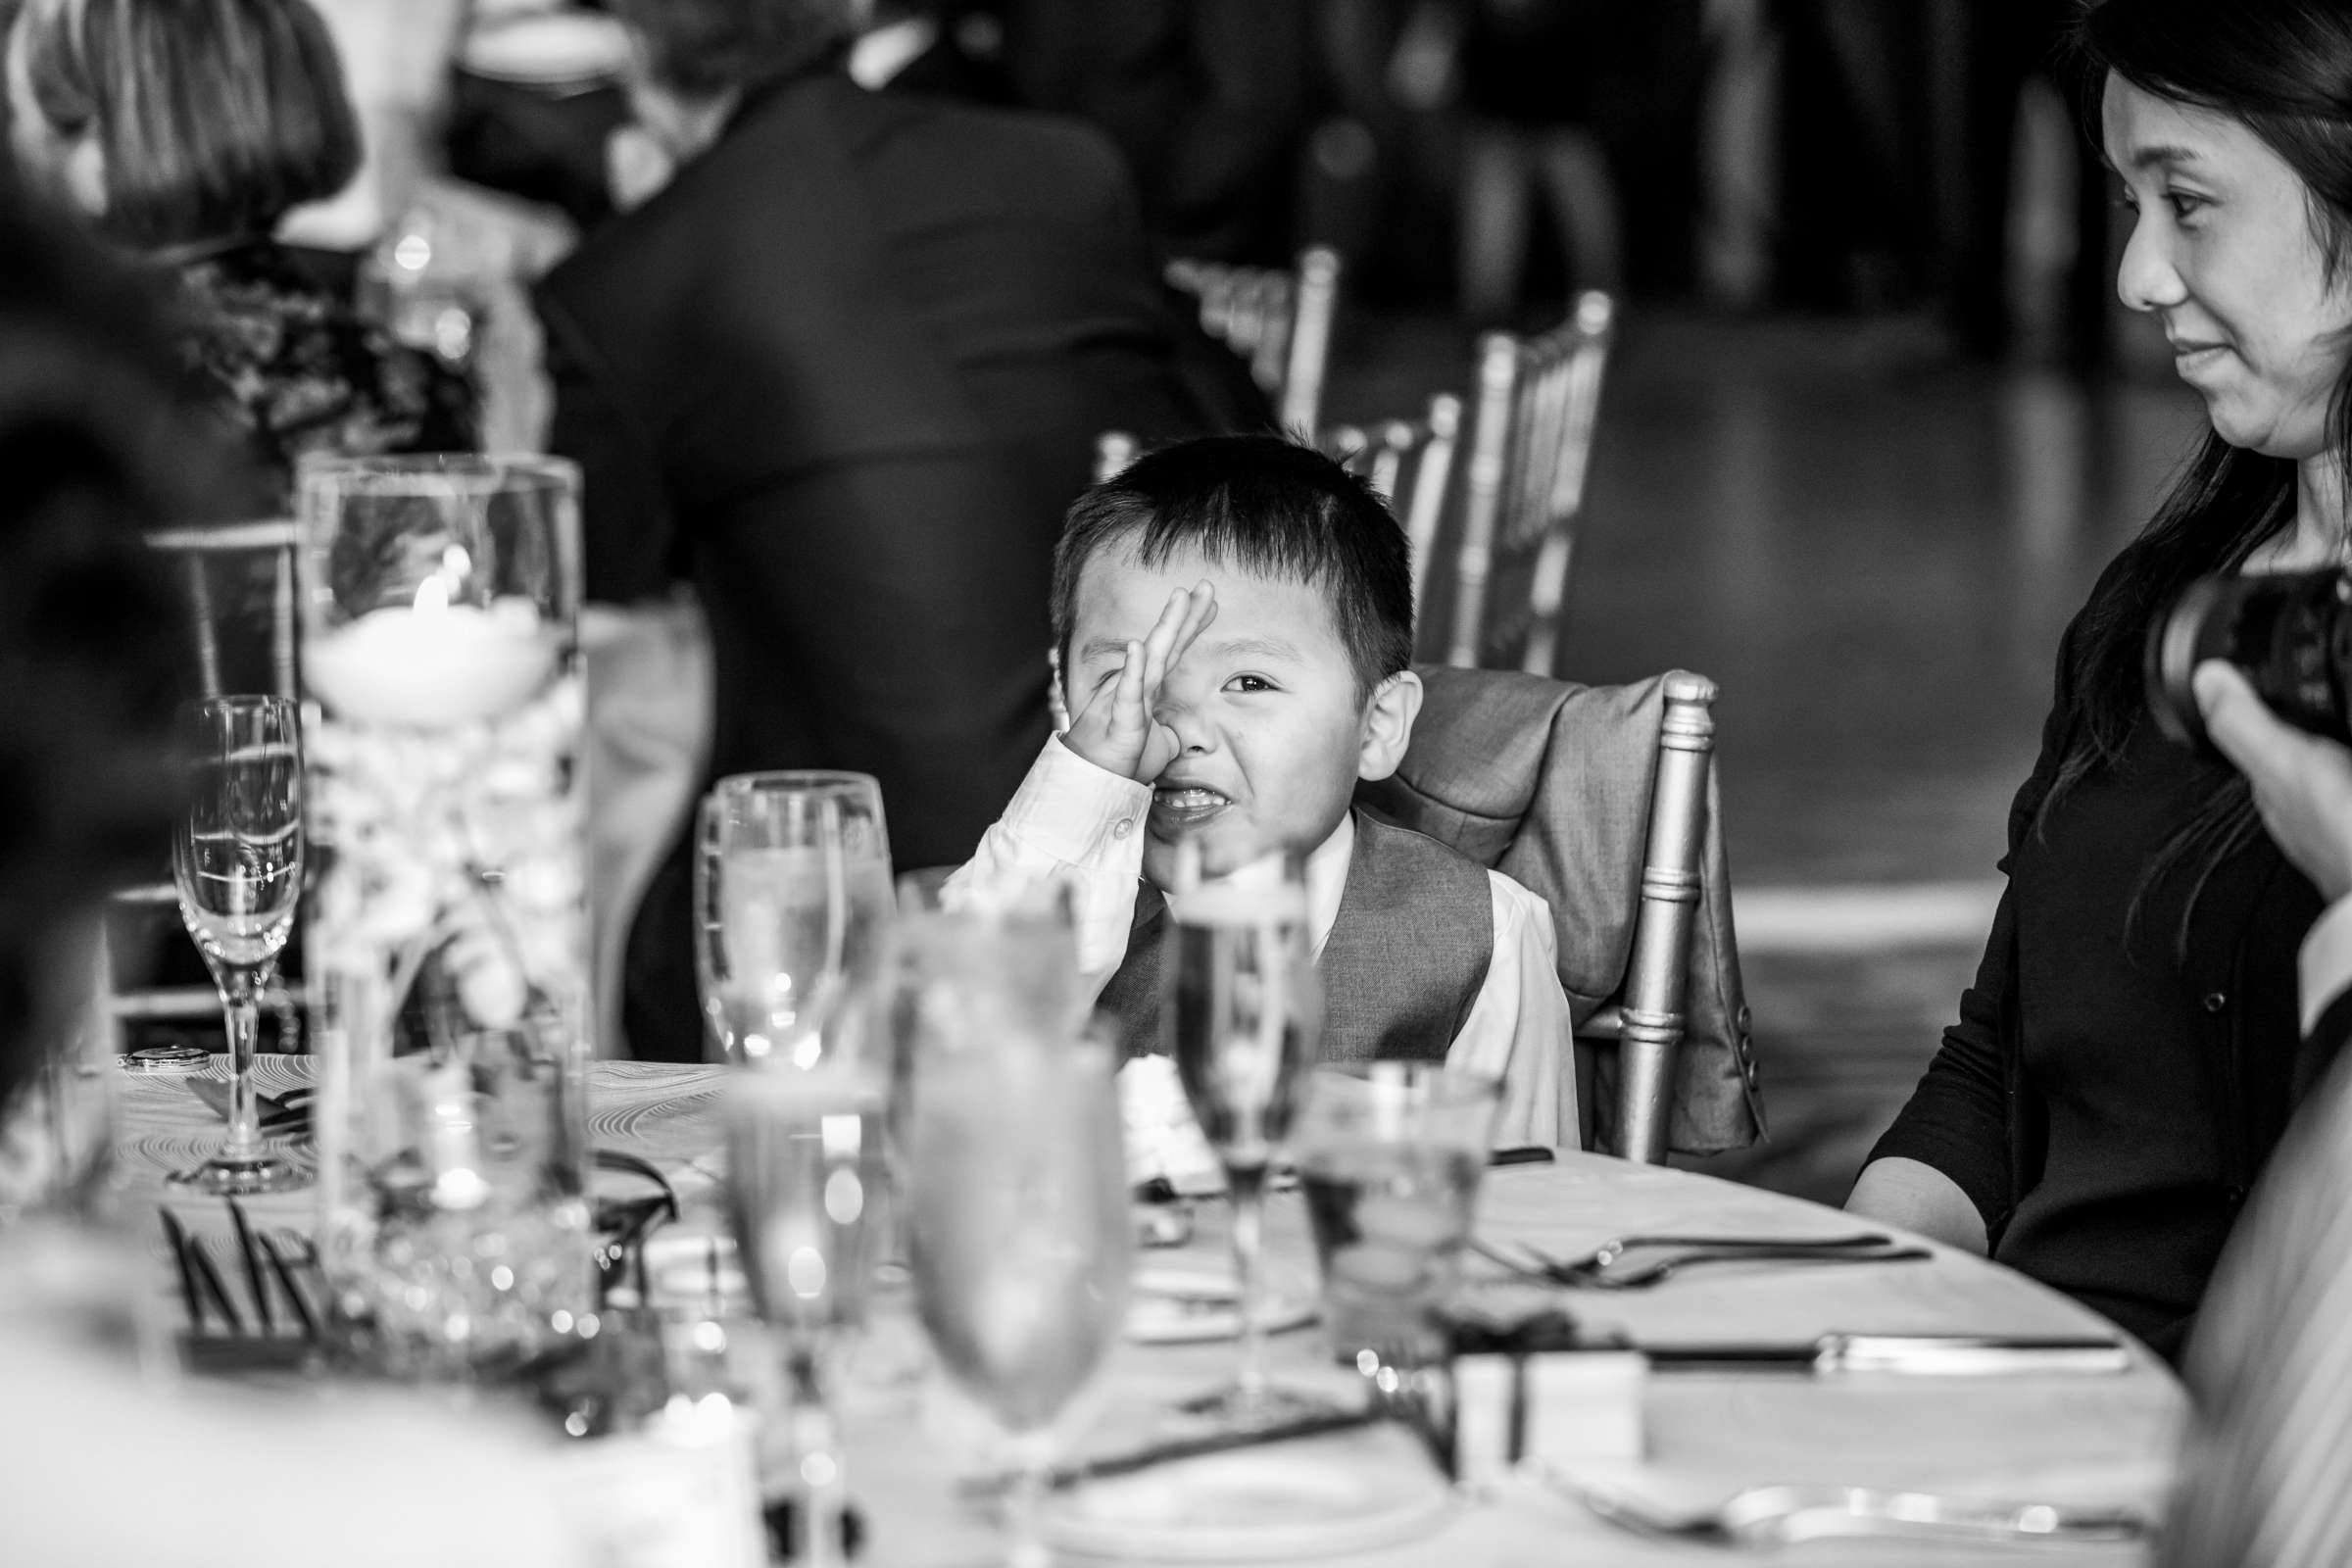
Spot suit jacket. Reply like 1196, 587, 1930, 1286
537, 70, 1210, 1058
1356, 664, 1762, 1154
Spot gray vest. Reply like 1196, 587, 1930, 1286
1098, 811, 1495, 1062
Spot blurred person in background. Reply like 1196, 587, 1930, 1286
540, 0, 1217, 1060
4, 0, 478, 508
996, 0, 1311, 264
0, 171, 577, 1568
2161, 662, 2352, 1566
846, 0, 1014, 102
1848, 0, 2352, 1363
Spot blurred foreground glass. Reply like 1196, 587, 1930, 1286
696, 773, 891, 1070
1296, 1064, 1501, 1367
907, 1021, 1130, 1568
298, 454, 593, 1374
724, 1069, 884, 1568
172, 696, 307, 1196
1164, 847, 1322, 1423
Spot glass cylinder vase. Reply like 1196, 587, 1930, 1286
296, 453, 592, 1377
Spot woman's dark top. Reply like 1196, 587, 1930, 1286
171, 238, 477, 506
1871, 571, 2328, 1362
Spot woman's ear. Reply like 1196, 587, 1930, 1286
1356, 668, 1423, 782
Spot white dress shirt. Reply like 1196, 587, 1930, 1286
954, 737, 1579, 1147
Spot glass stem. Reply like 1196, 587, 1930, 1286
1229, 1162, 1269, 1407
788, 1346, 847, 1568
219, 965, 266, 1161
1004, 1443, 1051, 1568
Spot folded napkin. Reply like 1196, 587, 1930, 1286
1116, 1054, 1221, 1191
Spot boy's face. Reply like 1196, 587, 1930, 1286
1068, 541, 1382, 886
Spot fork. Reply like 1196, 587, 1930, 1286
1469, 1233, 1904, 1287
1579, 1244, 1933, 1291
1543, 1467, 2153, 1548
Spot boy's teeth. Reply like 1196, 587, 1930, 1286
1158, 788, 1226, 808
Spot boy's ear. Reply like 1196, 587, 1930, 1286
1356, 668, 1423, 782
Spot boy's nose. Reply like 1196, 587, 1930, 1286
1151, 686, 1214, 753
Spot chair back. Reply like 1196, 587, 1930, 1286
1356, 662, 1760, 1162
1165, 245, 1344, 438
1329, 393, 1463, 627
106, 521, 306, 1043
1434, 290, 1615, 674
142, 520, 302, 699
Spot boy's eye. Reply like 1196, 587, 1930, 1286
1224, 674, 1278, 694
2166, 190, 2207, 221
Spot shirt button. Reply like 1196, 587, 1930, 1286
2226, 1186, 2249, 1208
2203, 992, 2229, 1014
1111, 818, 1133, 840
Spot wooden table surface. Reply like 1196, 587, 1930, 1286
119, 1059, 2182, 1565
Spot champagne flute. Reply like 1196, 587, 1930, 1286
723, 1069, 884, 1568
695, 771, 893, 1070
171, 696, 307, 1195
906, 1020, 1130, 1568
1164, 844, 1322, 1424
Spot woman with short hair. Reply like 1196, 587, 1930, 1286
5, 0, 475, 503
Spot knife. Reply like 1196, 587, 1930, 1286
1639, 1333, 2131, 1376
965, 1406, 1383, 1494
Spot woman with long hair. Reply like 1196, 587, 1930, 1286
1849, 0, 2352, 1361
4, 0, 475, 504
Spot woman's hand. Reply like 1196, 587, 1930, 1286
2194, 662, 2352, 902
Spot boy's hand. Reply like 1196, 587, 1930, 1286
1062, 582, 1217, 783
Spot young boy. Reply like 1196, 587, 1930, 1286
956, 435, 1575, 1145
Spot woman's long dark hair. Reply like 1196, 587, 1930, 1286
2054, 0, 2352, 942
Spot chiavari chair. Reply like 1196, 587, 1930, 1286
1435, 289, 1616, 675
1164, 244, 1344, 438
111, 522, 305, 1044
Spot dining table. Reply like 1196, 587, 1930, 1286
116, 1056, 2183, 1565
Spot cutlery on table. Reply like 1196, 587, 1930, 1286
184, 1077, 312, 1133
1482, 1231, 1898, 1277
1543, 1467, 2154, 1548
965, 1406, 1384, 1494
1578, 1244, 1933, 1290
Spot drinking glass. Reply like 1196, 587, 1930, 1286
171, 695, 307, 1195
906, 1022, 1130, 1568
1295, 1063, 1502, 1370
1163, 845, 1323, 1424
723, 1068, 885, 1568
696, 772, 893, 1070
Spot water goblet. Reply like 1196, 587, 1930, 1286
906, 1020, 1131, 1568
723, 1068, 886, 1568
695, 771, 893, 1070
1162, 843, 1324, 1425
1295, 1063, 1503, 1371
171, 695, 307, 1196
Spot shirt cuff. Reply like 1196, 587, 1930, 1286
997, 736, 1153, 866
2301, 896, 2352, 1037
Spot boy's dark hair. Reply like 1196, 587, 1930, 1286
1051, 435, 1414, 701
17, 0, 361, 249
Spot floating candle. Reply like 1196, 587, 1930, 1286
306, 597, 559, 727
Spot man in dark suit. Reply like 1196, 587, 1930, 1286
537, 0, 1214, 1059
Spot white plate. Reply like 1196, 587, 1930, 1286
461, 13, 629, 85
1043, 1423, 1452, 1560
1125, 1267, 1318, 1345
